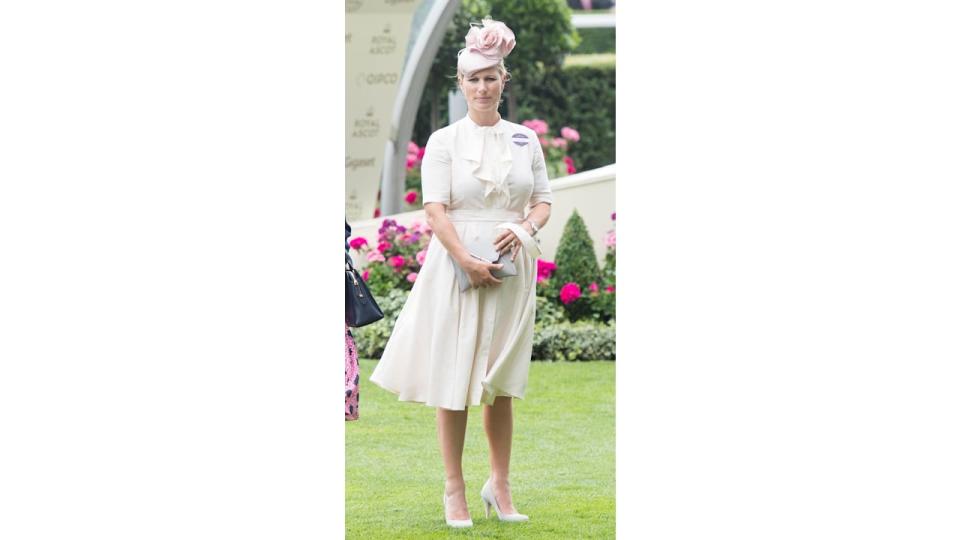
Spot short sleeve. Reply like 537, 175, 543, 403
529, 137, 553, 206
420, 131, 451, 205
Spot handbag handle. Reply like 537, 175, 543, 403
345, 263, 364, 298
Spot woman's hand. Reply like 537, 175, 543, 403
462, 256, 503, 288
494, 221, 534, 261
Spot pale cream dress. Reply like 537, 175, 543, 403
369, 116, 553, 410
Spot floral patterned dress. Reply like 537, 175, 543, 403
345, 323, 359, 421
345, 221, 359, 421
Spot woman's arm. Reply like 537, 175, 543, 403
424, 202, 503, 288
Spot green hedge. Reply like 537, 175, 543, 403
532, 320, 616, 361
415, 63, 616, 172
349, 288, 408, 359
574, 27, 615, 54
516, 62, 615, 171
353, 289, 614, 361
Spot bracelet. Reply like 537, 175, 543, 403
523, 218, 539, 236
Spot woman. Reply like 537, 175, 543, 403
345, 221, 360, 421
369, 19, 552, 528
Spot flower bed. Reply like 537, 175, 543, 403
350, 213, 617, 361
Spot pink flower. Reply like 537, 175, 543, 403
377, 241, 392, 253
559, 282, 582, 305
605, 230, 616, 248
366, 251, 385, 263
563, 155, 577, 175
373, 208, 381, 218
523, 119, 549, 136
560, 126, 580, 142
416, 249, 427, 266
361, 270, 369, 281
390, 255, 405, 270
406, 272, 418, 283
404, 190, 418, 204
537, 259, 557, 281
464, 18, 516, 58
407, 141, 419, 154
416, 147, 425, 161
552, 137, 567, 149
589, 282, 599, 294
349, 237, 368, 250
605, 285, 615, 293
538, 136, 549, 148
406, 155, 417, 170
611, 212, 616, 221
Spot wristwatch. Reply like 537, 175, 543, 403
523, 218, 539, 236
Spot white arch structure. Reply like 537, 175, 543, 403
379, 0, 459, 215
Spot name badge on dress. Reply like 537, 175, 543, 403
511, 133, 529, 147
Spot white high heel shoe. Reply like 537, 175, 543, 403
443, 493, 473, 528
480, 479, 529, 522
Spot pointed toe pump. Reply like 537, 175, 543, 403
480, 479, 529, 522
443, 493, 473, 528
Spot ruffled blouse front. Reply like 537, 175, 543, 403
456, 119, 513, 207
419, 115, 553, 212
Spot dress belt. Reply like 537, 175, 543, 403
445, 209, 541, 258
446, 209, 523, 222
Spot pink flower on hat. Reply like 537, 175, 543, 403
465, 18, 516, 59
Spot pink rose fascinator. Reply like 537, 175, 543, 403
457, 18, 516, 77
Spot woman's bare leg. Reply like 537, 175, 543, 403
437, 407, 470, 520
483, 396, 518, 513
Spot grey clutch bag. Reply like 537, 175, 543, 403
452, 239, 518, 292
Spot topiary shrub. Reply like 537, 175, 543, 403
350, 289, 409, 359
532, 320, 615, 361
551, 210, 601, 322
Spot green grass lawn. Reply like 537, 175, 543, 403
346, 359, 615, 539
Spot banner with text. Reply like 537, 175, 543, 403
345, 0, 420, 221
